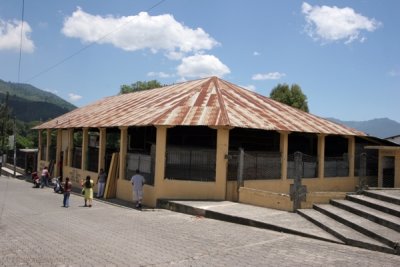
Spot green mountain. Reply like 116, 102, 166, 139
0, 79, 76, 122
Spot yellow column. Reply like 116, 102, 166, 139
67, 129, 74, 167
347, 136, 355, 177
318, 134, 326, 179
55, 129, 62, 177
279, 131, 289, 180
154, 126, 167, 189
38, 129, 42, 163
46, 129, 51, 162
81, 128, 88, 171
215, 127, 230, 200
119, 126, 128, 180
98, 128, 106, 172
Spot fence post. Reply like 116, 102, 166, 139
237, 148, 244, 191
290, 151, 307, 211
357, 153, 367, 193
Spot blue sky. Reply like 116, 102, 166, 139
0, 0, 399, 122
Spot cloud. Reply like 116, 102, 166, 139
388, 69, 400, 77
252, 72, 286, 80
253, 51, 260, 56
0, 19, 34, 52
68, 93, 82, 101
62, 8, 219, 59
240, 84, 256, 91
147, 71, 171, 78
177, 54, 230, 79
301, 2, 381, 44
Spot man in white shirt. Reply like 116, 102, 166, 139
130, 169, 145, 209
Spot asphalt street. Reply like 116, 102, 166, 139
0, 176, 399, 266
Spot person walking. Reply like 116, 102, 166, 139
130, 169, 145, 209
83, 175, 94, 207
96, 168, 107, 198
63, 177, 72, 208
40, 166, 49, 188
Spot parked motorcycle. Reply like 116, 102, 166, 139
53, 177, 64, 193
31, 172, 40, 188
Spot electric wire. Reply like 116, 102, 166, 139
24, 0, 166, 83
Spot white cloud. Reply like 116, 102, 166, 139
62, 8, 219, 59
252, 72, 286, 80
147, 71, 171, 78
177, 54, 230, 79
0, 19, 34, 52
301, 2, 381, 44
388, 69, 400, 77
68, 93, 82, 101
253, 51, 260, 56
241, 84, 256, 91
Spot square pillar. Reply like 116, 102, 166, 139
347, 136, 355, 177
38, 129, 42, 164
215, 127, 230, 199
119, 126, 128, 180
318, 134, 326, 179
279, 131, 289, 180
98, 128, 106, 172
46, 129, 51, 162
55, 129, 62, 177
67, 129, 74, 167
154, 126, 167, 189
81, 128, 88, 171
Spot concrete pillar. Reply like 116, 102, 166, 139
98, 128, 106, 172
318, 134, 326, 179
279, 131, 289, 180
67, 129, 74, 167
215, 127, 230, 200
347, 136, 355, 177
55, 129, 62, 177
119, 126, 128, 180
81, 128, 88, 171
46, 129, 51, 162
38, 129, 42, 163
154, 126, 167, 189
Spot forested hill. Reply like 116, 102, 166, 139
0, 79, 76, 122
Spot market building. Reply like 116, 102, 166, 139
34, 77, 400, 210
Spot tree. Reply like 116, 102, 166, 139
269, 83, 309, 112
119, 80, 162, 94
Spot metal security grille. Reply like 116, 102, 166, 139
287, 153, 317, 179
71, 147, 82, 169
87, 147, 99, 172
165, 148, 216, 182
125, 152, 155, 185
228, 150, 281, 181
324, 153, 349, 177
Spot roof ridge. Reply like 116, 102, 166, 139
212, 77, 230, 126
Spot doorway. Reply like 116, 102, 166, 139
382, 156, 395, 188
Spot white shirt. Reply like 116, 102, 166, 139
131, 174, 145, 191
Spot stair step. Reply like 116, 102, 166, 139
331, 199, 400, 232
314, 204, 400, 250
297, 209, 395, 254
363, 190, 400, 205
347, 194, 400, 218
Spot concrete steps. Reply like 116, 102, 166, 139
298, 189, 400, 255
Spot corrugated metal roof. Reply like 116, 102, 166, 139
34, 76, 366, 136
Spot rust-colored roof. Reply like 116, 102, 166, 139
34, 76, 365, 136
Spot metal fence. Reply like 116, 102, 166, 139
324, 153, 349, 177
287, 153, 317, 179
125, 152, 154, 185
228, 151, 281, 181
165, 147, 216, 182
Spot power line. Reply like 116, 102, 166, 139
24, 0, 166, 83
17, 0, 25, 83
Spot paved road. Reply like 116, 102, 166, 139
0, 176, 399, 266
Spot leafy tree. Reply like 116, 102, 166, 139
120, 80, 162, 94
269, 83, 309, 112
